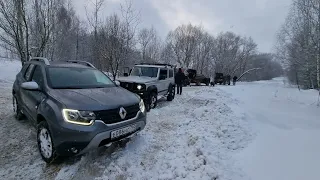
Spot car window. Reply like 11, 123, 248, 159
24, 64, 35, 80
47, 67, 115, 89
169, 69, 173, 78
31, 65, 44, 88
160, 69, 168, 79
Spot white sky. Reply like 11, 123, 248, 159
72, 0, 292, 53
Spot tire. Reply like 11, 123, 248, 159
13, 95, 24, 120
149, 92, 157, 110
37, 121, 58, 163
167, 86, 175, 101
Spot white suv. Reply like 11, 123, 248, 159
117, 63, 176, 111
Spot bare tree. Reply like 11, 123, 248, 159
85, 0, 105, 69
0, 0, 29, 64
276, 0, 320, 89
138, 27, 161, 63
99, 0, 139, 81
167, 24, 203, 68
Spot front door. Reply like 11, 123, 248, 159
20, 64, 35, 118
23, 65, 46, 122
158, 69, 169, 96
29, 65, 46, 121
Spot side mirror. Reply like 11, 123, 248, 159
21, 81, 40, 91
159, 75, 166, 80
115, 80, 121, 86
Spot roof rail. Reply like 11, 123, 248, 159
66, 60, 96, 68
30, 57, 50, 65
136, 63, 174, 67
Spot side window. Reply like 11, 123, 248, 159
31, 65, 44, 87
159, 69, 168, 80
169, 69, 173, 78
24, 64, 35, 80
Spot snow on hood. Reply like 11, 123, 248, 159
117, 76, 157, 84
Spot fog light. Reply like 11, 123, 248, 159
71, 147, 78, 153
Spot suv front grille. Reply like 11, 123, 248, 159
120, 82, 137, 92
94, 104, 140, 124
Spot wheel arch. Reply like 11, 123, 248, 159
147, 85, 158, 94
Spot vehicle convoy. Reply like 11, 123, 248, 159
186, 69, 210, 86
117, 63, 176, 111
12, 58, 146, 163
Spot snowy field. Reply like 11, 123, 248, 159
220, 78, 320, 180
0, 60, 319, 180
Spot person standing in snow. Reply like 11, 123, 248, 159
233, 76, 238, 85
175, 68, 185, 95
226, 75, 231, 85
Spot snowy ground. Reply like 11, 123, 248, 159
1, 60, 319, 180
0, 60, 252, 180
219, 78, 320, 180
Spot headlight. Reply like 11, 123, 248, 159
137, 84, 142, 90
139, 99, 146, 113
62, 109, 95, 126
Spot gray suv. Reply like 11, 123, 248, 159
12, 58, 146, 163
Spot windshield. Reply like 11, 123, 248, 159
47, 67, 115, 89
131, 66, 158, 78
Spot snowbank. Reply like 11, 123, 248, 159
97, 87, 252, 180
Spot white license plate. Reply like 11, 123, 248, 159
111, 124, 137, 139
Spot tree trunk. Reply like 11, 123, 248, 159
317, 2, 320, 89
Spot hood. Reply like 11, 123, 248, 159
49, 87, 140, 111
117, 76, 157, 84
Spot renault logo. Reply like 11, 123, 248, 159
119, 107, 127, 119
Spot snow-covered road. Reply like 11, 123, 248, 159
220, 78, 320, 180
1, 60, 319, 180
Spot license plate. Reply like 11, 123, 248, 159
111, 124, 137, 139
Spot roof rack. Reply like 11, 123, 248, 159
66, 60, 96, 68
136, 63, 174, 67
30, 57, 50, 65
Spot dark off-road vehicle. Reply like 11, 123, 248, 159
186, 69, 210, 86
214, 73, 224, 85
12, 58, 146, 163
117, 63, 176, 111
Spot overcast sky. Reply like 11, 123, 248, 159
72, 0, 292, 53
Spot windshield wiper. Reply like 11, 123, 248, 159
53, 86, 85, 89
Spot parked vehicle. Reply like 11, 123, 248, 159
214, 73, 224, 85
117, 63, 176, 111
12, 58, 146, 163
186, 69, 210, 86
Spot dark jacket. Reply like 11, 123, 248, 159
175, 72, 185, 85
233, 76, 238, 81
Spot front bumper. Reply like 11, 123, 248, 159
52, 111, 146, 156
78, 120, 145, 155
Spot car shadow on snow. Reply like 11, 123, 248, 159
154, 97, 171, 109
